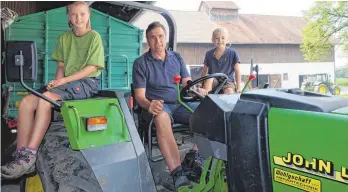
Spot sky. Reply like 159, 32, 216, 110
156, 0, 317, 16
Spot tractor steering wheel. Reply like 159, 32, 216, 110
180, 73, 229, 102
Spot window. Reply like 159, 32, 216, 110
283, 73, 288, 81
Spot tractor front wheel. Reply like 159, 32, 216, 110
331, 86, 341, 95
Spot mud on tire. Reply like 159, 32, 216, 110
36, 122, 102, 192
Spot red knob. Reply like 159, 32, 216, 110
249, 74, 256, 80
174, 75, 181, 83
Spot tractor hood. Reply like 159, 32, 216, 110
331, 106, 348, 116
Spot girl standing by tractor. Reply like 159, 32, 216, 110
1, 1, 105, 179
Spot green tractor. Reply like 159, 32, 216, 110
301, 73, 341, 95
2, 2, 348, 192
5, 41, 348, 192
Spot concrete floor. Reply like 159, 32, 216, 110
148, 132, 196, 191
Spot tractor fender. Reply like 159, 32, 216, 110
21, 122, 103, 192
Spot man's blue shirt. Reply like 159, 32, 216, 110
132, 50, 190, 103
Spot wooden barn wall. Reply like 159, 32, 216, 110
1, 1, 37, 16
1, 1, 72, 17
142, 43, 335, 65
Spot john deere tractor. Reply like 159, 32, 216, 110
2, 2, 348, 192
5, 37, 348, 192
301, 73, 341, 95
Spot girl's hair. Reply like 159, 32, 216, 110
66, 1, 91, 29
212, 27, 228, 40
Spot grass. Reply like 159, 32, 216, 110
336, 78, 348, 86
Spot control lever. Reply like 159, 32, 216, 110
241, 74, 256, 93
174, 75, 194, 113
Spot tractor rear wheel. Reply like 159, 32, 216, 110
20, 122, 102, 192
315, 84, 329, 94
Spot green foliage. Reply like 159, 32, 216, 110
301, 2, 348, 61
336, 78, 348, 86
336, 67, 348, 78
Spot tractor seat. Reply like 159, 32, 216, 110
137, 109, 191, 162
129, 84, 191, 162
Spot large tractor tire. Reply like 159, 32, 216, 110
20, 174, 44, 192
20, 122, 102, 192
315, 83, 329, 94
331, 86, 341, 95
1, 120, 17, 165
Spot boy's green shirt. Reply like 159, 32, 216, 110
52, 30, 105, 77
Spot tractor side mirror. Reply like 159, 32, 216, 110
5, 41, 61, 108
5, 41, 37, 82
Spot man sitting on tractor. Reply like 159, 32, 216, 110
132, 21, 208, 189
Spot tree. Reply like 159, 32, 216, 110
336, 67, 348, 78
301, 1, 348, 61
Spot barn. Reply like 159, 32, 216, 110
131, 1, 336, 89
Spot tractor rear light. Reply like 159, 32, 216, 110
86, 117, 107, 131
129, 96, 134, 109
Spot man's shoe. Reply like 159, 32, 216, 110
174, 175, 190, 190
1, 148, 37, 179
182, 150, 203, 183
172, 166, 190, 190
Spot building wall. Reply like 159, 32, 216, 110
188, 62, 335, 89
239, 62, 335, 88
1, 1, 38, 16
188, 62, 335, 88
1, 2, 74, 17
142, 43, 335, 88
142, 43, 335, 65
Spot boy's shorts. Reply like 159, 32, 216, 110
37, 77, 100, 101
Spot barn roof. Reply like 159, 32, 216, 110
131, 9, 307, 44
